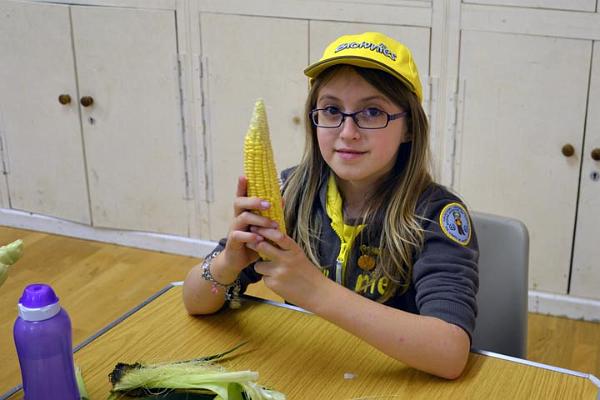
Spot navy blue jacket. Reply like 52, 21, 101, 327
211, 169, 479, 339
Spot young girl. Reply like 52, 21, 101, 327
183, 32, 478, 380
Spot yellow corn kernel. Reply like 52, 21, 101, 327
243, 100, 286, 258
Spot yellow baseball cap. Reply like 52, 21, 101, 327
304, 32, 423, 102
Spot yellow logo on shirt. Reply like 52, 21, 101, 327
355, 274, 389, 296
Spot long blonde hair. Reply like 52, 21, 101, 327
283, 65, 432, 292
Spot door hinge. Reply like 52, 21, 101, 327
0, 131, 9, 175
177, 53, 194, 200
199, 56, 213, 203
448, 79, 467, 188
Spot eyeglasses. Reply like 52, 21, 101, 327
309, 107, 409, 129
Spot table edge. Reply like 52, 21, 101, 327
472, 349, 600, 389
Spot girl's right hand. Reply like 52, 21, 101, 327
183, 175, 277, 315
221, 176, 279, 274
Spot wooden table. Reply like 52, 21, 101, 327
4, 284, 600, 399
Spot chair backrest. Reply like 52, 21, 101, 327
470, 211, 529, 358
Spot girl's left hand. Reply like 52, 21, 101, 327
246, 226, 332, 311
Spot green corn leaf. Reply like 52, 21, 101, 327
108, 344, 285, 400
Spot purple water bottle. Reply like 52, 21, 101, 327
13, 283, 80, 400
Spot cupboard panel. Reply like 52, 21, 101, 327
71, 6, 189, 235
570, 41, 600, 300
200, 13, 308, 239
0, 0, 90, 223
456, 31, 591, 294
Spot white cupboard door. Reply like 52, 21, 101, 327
571, 41, 600, 300
200, 14, 308, 239
71, 6, 189, 235
0, 1, 90, 223
456, 31, 591, 294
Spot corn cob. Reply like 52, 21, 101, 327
0, 239, 24, 289
243, 99, 286, 259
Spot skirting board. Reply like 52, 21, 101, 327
0, 208, 217, 259
2, 208, 600, 322
529, 290, 600, 322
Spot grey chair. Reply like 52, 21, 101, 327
470, 211, 529, 358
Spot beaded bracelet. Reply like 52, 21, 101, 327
200, 251, 241, 309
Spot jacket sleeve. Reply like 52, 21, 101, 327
412, 194, 479, 340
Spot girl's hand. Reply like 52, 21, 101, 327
247, 226, 332, 311
183, 175, 276, 315
222, 176, 279, 274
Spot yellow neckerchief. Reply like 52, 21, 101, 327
325, 175, 365, 284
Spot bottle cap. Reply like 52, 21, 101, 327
18, 284, 61, 321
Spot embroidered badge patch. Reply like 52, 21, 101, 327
439, 203, 471, 246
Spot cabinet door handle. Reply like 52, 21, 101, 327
58, 94, 71, 105
591, 148, 600, 161
561, 144, 575, 157
80, 96, 94, 107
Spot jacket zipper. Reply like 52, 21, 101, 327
331, 224, 350, 285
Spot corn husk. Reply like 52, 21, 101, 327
108, 343, 285, 400
0, 239, 24, 288
75, 365, 90, 400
